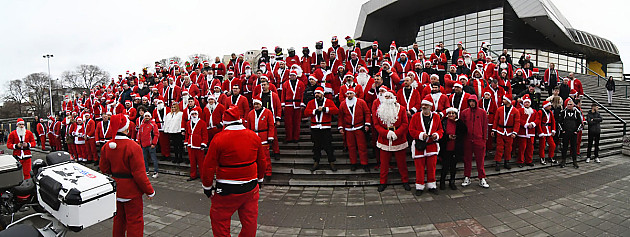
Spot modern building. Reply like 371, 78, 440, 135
354, 0, 623, 79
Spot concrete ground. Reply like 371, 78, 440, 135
4, 147, 630, 236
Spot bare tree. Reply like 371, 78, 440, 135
62, 64, 110, 90
23, 72, 51, 117
3, 79, 28, 116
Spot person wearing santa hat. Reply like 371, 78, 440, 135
285, 47, 300, 69
477, 42, 489, 64
460, 94, 490, 188
304, 87, 339, 171
427, 81, 450, 118
429, 45, 447, 78
201, 106, 266, 237
124, 100, 137, 120
365, 41, 383, 76
224, 85, 250, 120
202, 94, 225, 143
95, 112, 112, 161
151, 100, 170, 159
558, 98, 582, 168
273, 60, 289, 90
83, 113, 97, 164
211, 57, 226, 81
100, 114, 155, 237
483, 56, 497, 81
137, 111, 160, 178
210, 85, 229, 108
7, 118, 36, 179
516, 94, 538, 167
378, 61, 401, 91
438, 106, 468, 190
72, 117, 88, 162
483, 79, 506, 109
257, 80, 282, 160
36, 117, 46, 150
183, 109, 207, 181
62, 95, 74, 113
478, 91, 497, 151
455, 58, 471, 76
449, 82, 470, 116
492, 95, 520, 171
346, 51, 366, 75
396, 76, 421, 118
374, 90, 410, 192
245, 97, 276, 179
281, 70, 306, 143
222, 71, 241, 96
409, 96, 443, 196
420, 74, 445, 99
47, 115, 57, 151
538, 101, 557, 165
340, 73, 364, 101
240, 65, 256, 103
338, 88, 371, 171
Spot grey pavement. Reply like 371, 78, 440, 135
7, 149, 630, 236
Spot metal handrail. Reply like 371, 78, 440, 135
576, 62, 608, 87
583, 93, 626, 136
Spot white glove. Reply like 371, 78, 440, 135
524, 123, 529, 129
387, 131, 397, 140
529, 122, 536, 128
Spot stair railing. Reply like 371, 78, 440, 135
577, 62, 630, 98
583, 93, 627, 136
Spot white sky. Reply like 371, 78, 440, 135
1, 0, 628, 86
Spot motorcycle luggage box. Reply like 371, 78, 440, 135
0, 154, 23, 190
36, 162, 116, 231
45, 151, 73, 165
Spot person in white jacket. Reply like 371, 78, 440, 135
163, 102, 184, 163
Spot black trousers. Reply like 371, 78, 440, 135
561, 132, 578, 165
311, 128, 335, 163
587, 132, 600, 158
440, 150, 459, 182
169, 133, 184, 161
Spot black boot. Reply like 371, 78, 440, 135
495, 161, 501, 171
504, 160, 511, 170
350, 164, 358, 171
402, 183, 411, 191
363, 165, 370, 172
449, 179, 457, 190
440, 180, 446, 190
377, 184, 387, 192
415, 189, 423, 196
330, 162, 337, 172
273, 153, 280, 161
428, 188, 439, 195
310, 162, 320, 171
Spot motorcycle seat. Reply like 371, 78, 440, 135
0, 224, 42, 237
10, 178, 35, 196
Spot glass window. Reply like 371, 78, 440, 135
478, 16, 491, 23
467, 12, 477, 20
455, 15, 465, 22
434, 25, 443, 32
479, 21, 491, 29
491, 14, 503, 21
443, 29, 454, 35
466, 18, 478, 25
479, 9, 491, 17
490, 26, 503, 33
538, 62, 549, 69
444, 33, 454, 40
443, 22, 453, 30
466, 35, 477, 43
455, 32, 465, 39
434, 21, 443, 27
491, 7, 503, 15
444, 18, 453, 24
455, 21, 465, 28
467, 24, 478, 31
478, 27, 491, 35
491, 32, 502, 39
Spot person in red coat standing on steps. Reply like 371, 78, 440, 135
245, 97, 276, 179
7, 118, 36, 179
100, 114, 155, 237
185, 110, 208, 181
202, 107, 266, 237
409, 96, 443, 196
516, 94, 539, 167
281, 70, 306, 143
338, 88, 372, 172
304, 87, 339, 171
492, 95, 521, 171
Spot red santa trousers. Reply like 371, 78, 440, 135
346, 130, 368, 165
539, 136, 556, 159
414, 155, 437, 189
379, 150, 409, 184
75, 144, 87, 160
19, 159, 31, 179
47, 134, 55, 150
283, 107, 302, 141
577, 131, 582, 155
261, 144, 272, 176
271, 130, 280, 154
158, 132, 170, 158
87, 139, 97, 161
494, 135, 514, 162
210, 187, 259, 237
39, 135, 46, 150
54, 136, 62, 151
464, 140, 487, 178
187, 148, 205, 178
517, 137, 534, 164
113, 197, 144, 237
486, 126, 494, 151
68, 143, 77, 159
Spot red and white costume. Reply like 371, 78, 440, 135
373, 93, 409, 185
281, 77, 306, 142
538, 102, 557, 159
185, 112, 208, 179
7, 119, 36, 179
245, 105, 275, 176
492, 102, 521, 162
338, 95, 371, 166
409, 105, 443, 190
516, 97, 539, 165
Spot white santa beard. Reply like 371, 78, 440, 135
207, 102, 217, 110
157, 104, 164, 110
377, 99, 400, 127
138, 84, 144, 89
356, 74, 369, 88
191, 117, 200, 123
465, 58, 472, 64
16, 127, 26, 137
524, 107, 533, 115
182, 95, 190, 106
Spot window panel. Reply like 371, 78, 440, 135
443, 29, 454, 35
444, 18, 453, 24
491, 26, 503, 33
455, 32, 465, 39
466, 18, 478, 25
479, 10, 491, 17
478, 16, 491, 23
455, 15, 465, 22
491, 13, 503, 21
433, 25, 443, 32
478, 28, 491, 35
455, 21, 465, 28
443, 22, 453, 30
491, 32, 502, 39
491, 7, 503, 15
478, 21, 491, 29
538, 62, 549, 68
434, 21, 443, 27
467, 12, 477, 19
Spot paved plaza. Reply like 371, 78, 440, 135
13, 149, 630, 236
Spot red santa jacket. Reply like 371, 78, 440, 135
285, 56, 300, 69
221, 77, 243, 94
544, 68, 560, 85
7, 130, 36, 159
211, 62, 226, 77
407, 49, 424, 62
84, 119, 96, 140
339, 83, 364, 101
569, 79, 584, 96
245, 108, 275, 145
396, 87, 421, 114
93, 103, 104, 120
373, 104, 409, 151
225, 95, 250, 119
345, 58, 367, 75
185, 119, 208, 149
202, 103, 225, 130
492, 105, 521, 136
36, 123, 45, 137
62, 100, 74, 112
338, 98, 371, 131
498, 77, 513, 97
328, 46, 346, 62
137, 120, 159, 148
429, 52, 447, 71
409, 112, 443, 158
378, 69, 401, 91
181, 82, 200, 98
202, 125, 266, 188
252, 83, 278, 99
392, 59, 413, 79
152, 107, 171, 132
281, 79, 306, 108
163, 85, 182, 105
300, 56, 313, 74
449, 92, 470, 116
125, 107, 137, 119
259, 91, 282, 120
100, 135, 154, 199
483, 86, 506, 109
420, 85, 446, 99
517, 107, 539, 138
71, 123, 86, 144
468, 77, 488, 98
484, 63, 497, 80
537, 109, 556, 137
365, 48, 383, 67
273, 67, 289, 87
479, 97, 498, 126
325, 72, 344, 96
304, 97, 338, 129
181, 106, 202, 129
428, 93, 450, 117
354, 75, 375, 98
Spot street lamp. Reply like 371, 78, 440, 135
43, 54, 54, 116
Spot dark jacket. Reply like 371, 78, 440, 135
558, 108, 583, 133
586, 110, 602, 134
511, 75, 530, 96
302, 83, 318, 106
439, 117, 467, 156
606, 79, 615, 92
517, 90, 541, 110
451, 48, 464, 65
559, 84, 570, 101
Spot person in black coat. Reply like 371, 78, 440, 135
558, 98, 583, 168
606, 76, 615, 106
586, 104, 603, 163
559, 78, 571, 101
438, 108, 467, 190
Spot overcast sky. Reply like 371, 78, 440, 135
1, 0, 628, 86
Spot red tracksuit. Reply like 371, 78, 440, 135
493, 105, 521, 162
538, 109, 557, 159
281, 79, 306, 142
409, 112, 443, 189
185, 119, 208, 179
460, 104, 488, 179
245, 108, 276, 176
517, 107, 539, 164
338, 98, 372, 165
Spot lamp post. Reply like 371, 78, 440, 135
43, 54, 54, 116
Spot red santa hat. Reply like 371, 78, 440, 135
372, 41, 378, 46
480, 42, 487, 48
458, 75, 468, 82
570, 89, 578, 96
17, 118, 24, 125
400, 52, 407, 57
222, 106, 242, 125
308, 75, 317, 81
190, 109, 199, 115
414, 60, 423, 66
382, 61, 391, 67
289, 70, 297, 76
227, 70, 234, 75
106, 111, 113, 116
76, 117, 83, 122
261, 47, 267, 51
182, 89, 189, 95
252, 96, 262, 105
106, 114, 131, 149
424, 60, 432, 65
435, 45, 441, 50
446, 107, 458, 114
207, 93, 216, 101
314, 86, 324, 94
484, 91, 491, 97
124, 100, 131, 105
501, 69, 508, 75
345, 36, 352, 41
194, 56, 199, 59
453, 82, 463, 89
390, 41, 396, 48
457, 58, 464, 63
522, 94, 531, 104
533, 68, 540, 74
502, 95, 512, 103
344, 72, 354, 78
358, 66, 368, 73
350, 51, 358, 56
457, 41, 463, 45
378, 85, 390, 92
345, 88, 356, 95
421, 95, 434, 107
564, 98, 573, 107
542, 100, 551, 108
525, 54, 531, 59
144, 112, 152, 118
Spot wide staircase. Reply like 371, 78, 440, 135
31, 72, 629, 186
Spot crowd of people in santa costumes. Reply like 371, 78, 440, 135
26, 35, 604, 201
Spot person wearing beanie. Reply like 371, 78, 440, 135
516, 94, 538, 168
100, 114, 155, 237
374, 91, 410, 192
538, 101, 557, 165
137, 111, 160, 178
7, 118, 36, 179
492, 95, 521, 171
338, 88, 372, 172
409, 95, 443, 196
558, 98, 583, 168
245, 97, 276, 179
304, 87, 339, 171
460, 94, 490, 188
281, 70, 306, 143
201, 106, 266, 237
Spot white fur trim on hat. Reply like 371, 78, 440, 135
453, 83, 463, 89
253, 98, 262, 104
446, 107, 458, 114
421, 99, 433, 107
522, 97, 531, 103
484, 92, 491, 96
144, 112, 152, 117
502, 95, 511, 102
314, 88, 324, 94
117, 117, 130, 133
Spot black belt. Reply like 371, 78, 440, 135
488, 112, 494, 115
312, 121, 331, 124
216, 180, 257, 196
112, 173, 133, 179
254, 129, 268, 132
219, 161, 255, 168
544, 123, 553, 126
498, 125, 513, 128
285, 99, 300, 102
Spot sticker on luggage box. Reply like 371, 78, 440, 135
52, 165, 97, 184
